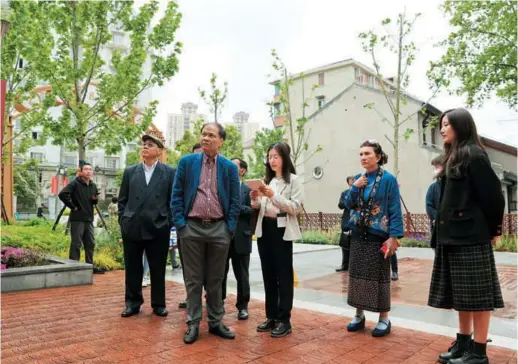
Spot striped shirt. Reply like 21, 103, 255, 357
189, 153, 224, 219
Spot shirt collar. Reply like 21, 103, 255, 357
143, 160, 159, 171
203, 153, 217, 165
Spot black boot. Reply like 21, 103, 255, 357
448, 342, 488, 364
438, 333, 472, 363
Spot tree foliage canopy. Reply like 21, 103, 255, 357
247, 127, 284, 179
428, 0, 517, 109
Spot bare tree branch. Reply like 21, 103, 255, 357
384, 134, 395, 148
81, 28, 103, 104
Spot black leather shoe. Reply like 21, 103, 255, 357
209, 323, 235, 339
120, 308, 140, 318
178, 300, 187, 309
391, 271, 399, 281
448, 341, 487, 364
257, 319, 276, 332
153, 307, 168, 317
271, 322, 292, 338
346, 316, 365, 332
335, 265, 347, 272
372, 320, 391, 337
93, 267, 105, 274
438, 333, 472, 363
183, 324, 199, 344
238, 309, 249, 320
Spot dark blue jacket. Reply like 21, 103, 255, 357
170, 153, 241, 233
425, 180, 441, 224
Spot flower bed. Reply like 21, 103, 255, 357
1, 246, 51, 271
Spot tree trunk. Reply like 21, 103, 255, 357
78, 138, 86, 163
393, 14, 404, 178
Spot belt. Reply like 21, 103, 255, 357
189, 217, 224, 225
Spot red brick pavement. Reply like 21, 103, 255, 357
300, 258, 517, 320
1, 271, 516, 364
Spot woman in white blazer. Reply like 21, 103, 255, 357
252, 142, 303, 338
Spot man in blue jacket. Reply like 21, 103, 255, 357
171, 123, 240, 345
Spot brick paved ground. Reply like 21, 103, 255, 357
2, 271, 516, 364
300, 258, 517, 320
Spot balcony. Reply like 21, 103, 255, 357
274, 115, 287, 128
273, 94, 281, 103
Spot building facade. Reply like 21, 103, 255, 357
165, 102, 205, 149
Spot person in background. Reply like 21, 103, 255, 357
142, 253, 151, 287
222, 158, 253, 320
252, 142, 303, 338
37, 204, 46, 219
108, 197, 118, 217
342, 140, 403, 337
171, 123, 240, 344
59, 161, 104, 274
426, 155, 444, 235
176, 142, 204, 310
336, 176, 354, 272
428, 108, 504, 364
118, 133, 176, 318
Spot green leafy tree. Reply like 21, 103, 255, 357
198, 73, 228, 123
125, 150, 140, 167
247, 127, 284, 179
14, 159, 41, 207
174, 118, 204, 156
1, 1, 53, 154
13, 0, 182, 162
219, 125, 243, 159
428, 1, 517, 110
268, 49, 322, 168
166, 148, 180, 166
359, 11, 437, 176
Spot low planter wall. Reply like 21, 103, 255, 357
1, 256, 93, 293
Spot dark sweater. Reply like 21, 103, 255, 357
425, 180, 441, 223
433, 146, 505, 247
58, 177, 99, 222
338, 189, 351, 231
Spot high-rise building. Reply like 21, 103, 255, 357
229, 111, 260, 143
165, 102, 205, 149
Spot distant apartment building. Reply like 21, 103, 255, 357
165, 102, 205, 149
227, 111, 260, 143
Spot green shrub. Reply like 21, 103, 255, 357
62, 208, 70, 216
296, 230, 332, 245
495, 234, 517, 252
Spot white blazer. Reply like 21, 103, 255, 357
254, 173, 303, 241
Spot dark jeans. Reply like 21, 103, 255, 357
70, 221, 95, 264
257, 218, 293, 323
222, 241, 251, 310
123, 233, 169, 310
339, 231, 351, 268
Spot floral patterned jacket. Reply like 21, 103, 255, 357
341, 169, 404, 239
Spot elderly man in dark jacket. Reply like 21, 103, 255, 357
336, 176, 354, 272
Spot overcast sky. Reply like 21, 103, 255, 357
149, 0, 517, 146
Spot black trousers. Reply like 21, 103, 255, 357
257, 218, 293, 323
391, 253, 398, 273
222, 240, 251, 310
70, 221, 95, 264
339, 231, 351, 268
123, 234, 169, 310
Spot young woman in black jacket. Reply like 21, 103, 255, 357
428, 108, 505, 364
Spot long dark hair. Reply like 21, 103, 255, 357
264, 142, 296, 184
440, 108, 484, 178
360, 140, 388, 166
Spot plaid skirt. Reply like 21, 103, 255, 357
347, 233, 391, 312
428, 243, 504, 311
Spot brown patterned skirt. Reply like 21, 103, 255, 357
347, 233, 391, 312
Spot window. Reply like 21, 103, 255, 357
64, 156, 77, 166
354, 67, 364, 83
32, 132, 39, 140
317, 96, 325, 109
30, 152, 44, 162
274, 83, 281, 96
273, 102, 281, 116
112, 32, 125, 46
183, 116, 190, 130
105, 157, 119, 169
17, 58, 24, 69
312, 166, 324, 180
368, 75, 375, 88
318, 72, 325, 86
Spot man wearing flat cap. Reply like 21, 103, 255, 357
118, 133, 176, 318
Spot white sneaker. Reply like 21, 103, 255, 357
142, 277, 150, 287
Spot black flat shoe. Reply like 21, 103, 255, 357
178, 300, 187, 309
238, 309, 249, 320
209, 323, 235, 339
372, 321, 391, 337
93, 267, 105, 274
271, 322, 292, 338
257, 319, 276, 332
153, 307, 168, 317
391, 271, 399, 281
184, 324, 199, 344
346, 316, 365, 332
121, 308, 140, 318
335, 266, 348, 272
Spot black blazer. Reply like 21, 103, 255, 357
432, 146, 504, 247
338, 189, 351, 231
118, 162, 176, 241
233, 182, 253, 255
